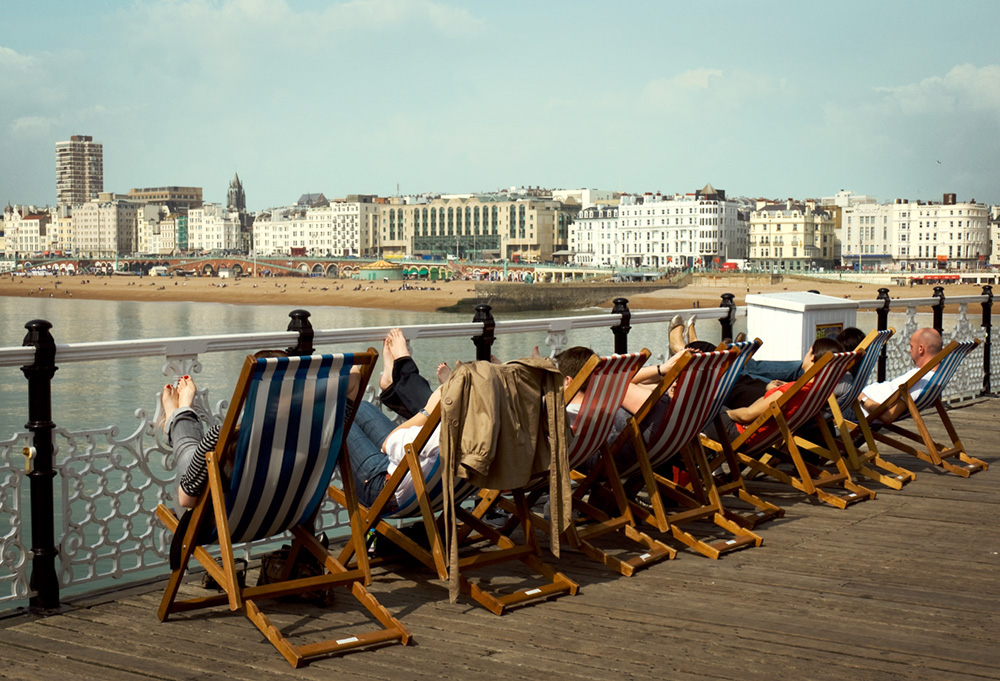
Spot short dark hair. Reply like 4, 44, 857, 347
554, 346, 597, 380
836, 327, 866, 351
686, 341, 717, 353
811, 337, 844, 359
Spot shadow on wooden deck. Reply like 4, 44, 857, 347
2, 399, 998, 680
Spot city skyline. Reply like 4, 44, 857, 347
2, 1, 999, 210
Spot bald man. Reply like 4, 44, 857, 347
859, 327, 943, 423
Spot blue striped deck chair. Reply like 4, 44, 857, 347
607, 348, 764, 559
156, 350, 410, 668
710, 350, 877, 509
864, 338, 988, 477
793, 329, 917, 490
476, 350, 676, 576
329, 398, 579, 616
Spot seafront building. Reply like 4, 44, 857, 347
187, 203, 246, 253
69, 199, 139, 257
2, 207, 51, 259
839, 193, 990, 271
127, 186, 202, 213
372, 194, 577, 263
56, 135, 103, 207
252, 195, 380, 257
570, 184, 749, 269
990, 206, 1000, 267
748, 199, 837, 272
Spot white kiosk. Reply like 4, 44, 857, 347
746, 291, 859, 361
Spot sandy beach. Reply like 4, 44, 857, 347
0, 272, 989, 314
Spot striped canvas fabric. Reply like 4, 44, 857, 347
706, 340, 760, 424
911, 340, 977, 412
618, 351, 733, 478
838, 329, 893, 408
566, 352, 649, 470
224, 354, 355, 543
741, 351, 857, 456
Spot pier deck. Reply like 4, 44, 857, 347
2, 399, 998, 680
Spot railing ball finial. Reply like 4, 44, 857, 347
286, 309, 314, 355
611, 298, 631, 354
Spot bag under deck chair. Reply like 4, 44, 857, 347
472, 350, 676, 576
703, 351, 876, 509
792, 329, 917, 490
156, 351, 410, 668
860, 339, 988, 478
329, 393, 579, 616
606, 348, 765, 559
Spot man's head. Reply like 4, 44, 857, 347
554, 346, 597, 387
908, 328, 943, 368
802, 337, 844, 372
686, 340, 717, 353
836, 327, 866, 351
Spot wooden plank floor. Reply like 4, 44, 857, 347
2, 399, 998, 680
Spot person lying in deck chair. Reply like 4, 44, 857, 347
705, 337, 845, 443
858, 327, 942, 424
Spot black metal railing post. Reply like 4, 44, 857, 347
982, 285, 993, 395
932, 286, 946, 336
21, 319, 60, 612
611, 298, 631, 354
719, 293, 736, 342
286, 309, 314, 355
876, 288, 891, 382
472, 304, 496, 361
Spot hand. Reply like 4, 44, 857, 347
766, 379, 786, 391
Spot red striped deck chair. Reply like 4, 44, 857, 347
329, 399, 579, 616
704, 350, 876, 509
608, 348, 765, 559
156, 350, 410, 668
474, 350, 676, 576
793, 329, 918, 490
861, 338, 988, 477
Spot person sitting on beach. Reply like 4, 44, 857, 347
858, 327, 941, 424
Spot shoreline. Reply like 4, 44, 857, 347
0, 273, 989, 315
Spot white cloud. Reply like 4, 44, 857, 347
641, 68, 784, 111
874, 64, 1000, 116
0, 46, 35, 69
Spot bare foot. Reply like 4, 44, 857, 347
436, 362, 453, 384
160, 384, 179, 431
531, 346, 542, 359
379, 332, 396, 391
386, 328, 410, 360
176, 375, 196, 409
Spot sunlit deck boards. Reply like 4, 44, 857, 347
1, 399, 998, 680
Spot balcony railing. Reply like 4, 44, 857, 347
0, 286, 994, 614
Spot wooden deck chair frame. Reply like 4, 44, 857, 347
605, 348, 765, 559
862, 338, 988, 478
470, 350, 677, 576
156, 349, 410, 668
702, 350, 877, 510
791, 328, 917, 490
694, 339, 786, 530
329, 401, 579, 616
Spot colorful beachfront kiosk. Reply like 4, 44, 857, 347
746, 291, 859, 361
358, 259, 404, 281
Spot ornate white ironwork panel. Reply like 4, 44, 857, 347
0, 431, 32, 605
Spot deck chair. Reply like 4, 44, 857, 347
606, 348, 766, 559
472, 350, 676, 576
703, 350, 876, 509
860, 339, 988, 478
156, 351, 410, 668
329, 398, 579, 616
792, 329, 916, 490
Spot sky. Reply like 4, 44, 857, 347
2, 0, 999, 211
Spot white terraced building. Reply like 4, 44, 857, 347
570, 184, 748, 269
748, 199, 837, 272
187, 203, 245, 253
252, 196, 379, 257
840, 193, 990, 271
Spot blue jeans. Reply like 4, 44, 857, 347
346, 401, 398, 507
742, 359, 802, 384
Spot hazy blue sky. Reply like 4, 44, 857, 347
3, 0, 998, 210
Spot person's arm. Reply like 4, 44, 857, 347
727, 385, 785, 425
632, 350, 686, 386
860, 391, 906, 423
383, 387, 441, 448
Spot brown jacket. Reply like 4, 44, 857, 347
439, 358, 569, 598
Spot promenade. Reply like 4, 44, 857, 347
1, 399, 997, 680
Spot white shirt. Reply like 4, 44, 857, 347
860, 367, 934, 418
382, 424, 441, 504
